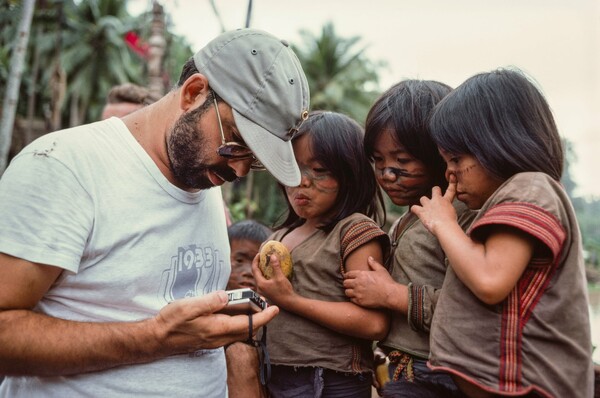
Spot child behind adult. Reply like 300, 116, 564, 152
252, 111, 391, 398
342, 80, 476, 398
224, 220, 272, 398
412, 68, 594, 397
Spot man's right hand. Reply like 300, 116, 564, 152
151, 291, 279, 355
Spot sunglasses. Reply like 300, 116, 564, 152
212, 92, 265, 170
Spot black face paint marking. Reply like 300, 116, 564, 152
297, 166, 338, 194
379, 167, 425, 180
453, 164, 476, 178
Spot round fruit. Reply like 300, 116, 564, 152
258, 240, 293, 279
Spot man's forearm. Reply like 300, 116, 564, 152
0, 309, 160, 376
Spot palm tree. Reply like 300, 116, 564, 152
292, 21, 384, 124
52, 0, 144, 126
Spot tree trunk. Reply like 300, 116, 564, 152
26, 26, 42, 146
0, 0, 36, 174
148, 1, 166, 99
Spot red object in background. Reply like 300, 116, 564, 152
124, 31, 149, 58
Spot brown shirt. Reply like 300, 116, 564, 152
429, 172, 594, 398
380, 200, 475, 359
267, 213, 389, 373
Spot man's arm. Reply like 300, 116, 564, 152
0, 253, 279, 376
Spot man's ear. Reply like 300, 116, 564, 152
179, 73, 210, 111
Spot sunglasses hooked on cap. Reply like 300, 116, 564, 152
193, 28, 310, 186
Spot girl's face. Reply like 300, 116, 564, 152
440, 149, 505, 210
372, 130, 434, 207
285, 134, 339, 226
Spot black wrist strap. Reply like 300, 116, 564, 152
246, 314, 271, 385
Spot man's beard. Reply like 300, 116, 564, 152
167, 101, 238, 190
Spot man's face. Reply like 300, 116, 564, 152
166, 97, 247, 190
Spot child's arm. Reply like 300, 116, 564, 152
252, 241, 389, 340
411, 179, 535, 305
343, 257, 408, 313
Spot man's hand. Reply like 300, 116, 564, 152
151, 290, 279, 355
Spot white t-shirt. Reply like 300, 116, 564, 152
0, 118, 231, 397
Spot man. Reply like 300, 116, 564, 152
0, 28, 309, 397
100, 82, 160, 120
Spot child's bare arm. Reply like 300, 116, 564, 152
252, 243, 389, 340
412, 180, 535, 305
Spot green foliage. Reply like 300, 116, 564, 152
291, 21, 385, 124
228, 171, 287, 228
162, 31, 193, 87
60, 0, 144, 122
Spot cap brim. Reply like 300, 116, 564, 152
232, 109, 301, 187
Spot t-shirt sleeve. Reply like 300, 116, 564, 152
407, 282, 439, 333
470, 202, 565, 263
340, 216, 390, 274
0, 153, 94, 272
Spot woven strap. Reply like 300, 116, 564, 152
388, 351, 414, 382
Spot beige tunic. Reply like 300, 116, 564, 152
429, 172, 594, 398
380, 200, 476, 359
267, 213, 390, 373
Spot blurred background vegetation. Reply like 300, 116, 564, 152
1, 0, 599, 282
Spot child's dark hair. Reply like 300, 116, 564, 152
277, 111, 385, 232
364, 79, 452, 190
227, 220, 272, 244
429, 68, 564, 181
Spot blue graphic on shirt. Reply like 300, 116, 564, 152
158, 244, 224, 303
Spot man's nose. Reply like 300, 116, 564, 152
228, 158, 252, 178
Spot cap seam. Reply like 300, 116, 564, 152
194, 31, 265, 70
245, 45, 286, 113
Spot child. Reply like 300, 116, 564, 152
411, 68, 594, 397
224, 219, 272, 398
226, 220, 272, 292
342, 80, 476, 397
252, 111, 391, 398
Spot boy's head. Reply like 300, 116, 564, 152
227, 220, 272, 290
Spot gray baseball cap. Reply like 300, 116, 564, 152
194, 28, 310, 186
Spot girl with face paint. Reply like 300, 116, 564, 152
343, 80, 477, 398
411, 69, 593, 398
252, 111, 391, 398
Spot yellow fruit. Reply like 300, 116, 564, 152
258, 240, 293, 279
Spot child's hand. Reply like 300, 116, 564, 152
252, 253, 296, 309
411, 178, 458, 236
343, 257, 395, 308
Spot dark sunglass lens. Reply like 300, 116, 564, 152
218, 144, 252, 158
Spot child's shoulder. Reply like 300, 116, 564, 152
489, 172, 567, 213
335, 212, 382, 232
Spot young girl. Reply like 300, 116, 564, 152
342, 80, 476, 398
411, 68, 594, 397
252, 111, 390, 398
